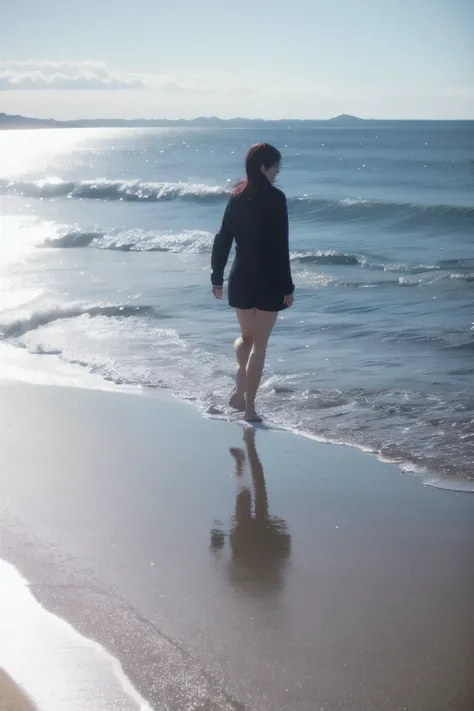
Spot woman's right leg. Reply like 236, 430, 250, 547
229, 308, 255, 411
244, 310, 278, 421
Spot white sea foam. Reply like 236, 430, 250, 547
42, 227, 214, 254
0, 341, 129, 391
423, 476, 474, 493
0, 559, 154, 711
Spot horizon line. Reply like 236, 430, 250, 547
1, 112, 473, 124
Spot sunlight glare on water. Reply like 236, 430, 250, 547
0, 216, 56, 264
0, 128, 117, 179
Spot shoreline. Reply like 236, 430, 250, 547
1, 380, 473, 710
1, 338, 472, 492
0, 670, 37, 711
279, 420, 474, 493
0, 559, 152, 711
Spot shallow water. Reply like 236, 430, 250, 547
0, 124, 473, 482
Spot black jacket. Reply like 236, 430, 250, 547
211, 183, 294, 298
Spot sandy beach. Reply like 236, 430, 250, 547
0, 671, 37, 711
0, 382, 473, 711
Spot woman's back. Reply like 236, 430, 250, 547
211, 182, 292, 297
233, 184, 280, 272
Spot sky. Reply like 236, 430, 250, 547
0, 0, 473, 120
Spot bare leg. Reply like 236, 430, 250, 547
244, 310, 278, 422
231, 336, 252, 408
229, 309, 255, 411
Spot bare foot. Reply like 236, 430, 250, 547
229, 392, 246, 412
244, 408, 263, 424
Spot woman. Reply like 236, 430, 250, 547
211, 143, 294, 423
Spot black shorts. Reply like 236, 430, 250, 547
228, 291, 287, 312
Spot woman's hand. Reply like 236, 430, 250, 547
212, 286, 223, 299
284, 293, 294, 308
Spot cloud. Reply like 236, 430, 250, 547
2, 60, 471, 120
0, 60, 145, 90
0, 60, 257, 95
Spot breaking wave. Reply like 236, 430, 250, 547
0, 304, 157, 339
0, 178, 229, 202
41, 230, 474, 287
41, 228, 214, 254
3, 177, 473, 234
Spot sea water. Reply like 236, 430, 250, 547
0, 123, 473, 484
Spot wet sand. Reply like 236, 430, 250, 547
0, 382, 473, 710
0, 671, 37, 711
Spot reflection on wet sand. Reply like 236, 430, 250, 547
211, 428, 291, 594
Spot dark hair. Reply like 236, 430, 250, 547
233, 142, 281, 197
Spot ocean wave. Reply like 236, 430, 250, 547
4, 177, 473, 233
42, 228, 214, 254
39, 226, 474, 295
42, 231, 474, 288
448, 340, 474, 352
339, 273, 474, 289
0, 304, 157, 339
43, 231, 105, 249
298, 252, 360, 266
295, 251, 474, 275
288, 195, 474, 232
0, 178, 229, 202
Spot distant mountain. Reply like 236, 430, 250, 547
0, 112, 59, 129
0, 112, 467, 130
0, 112, 369, 131
328, 114, 366, 124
